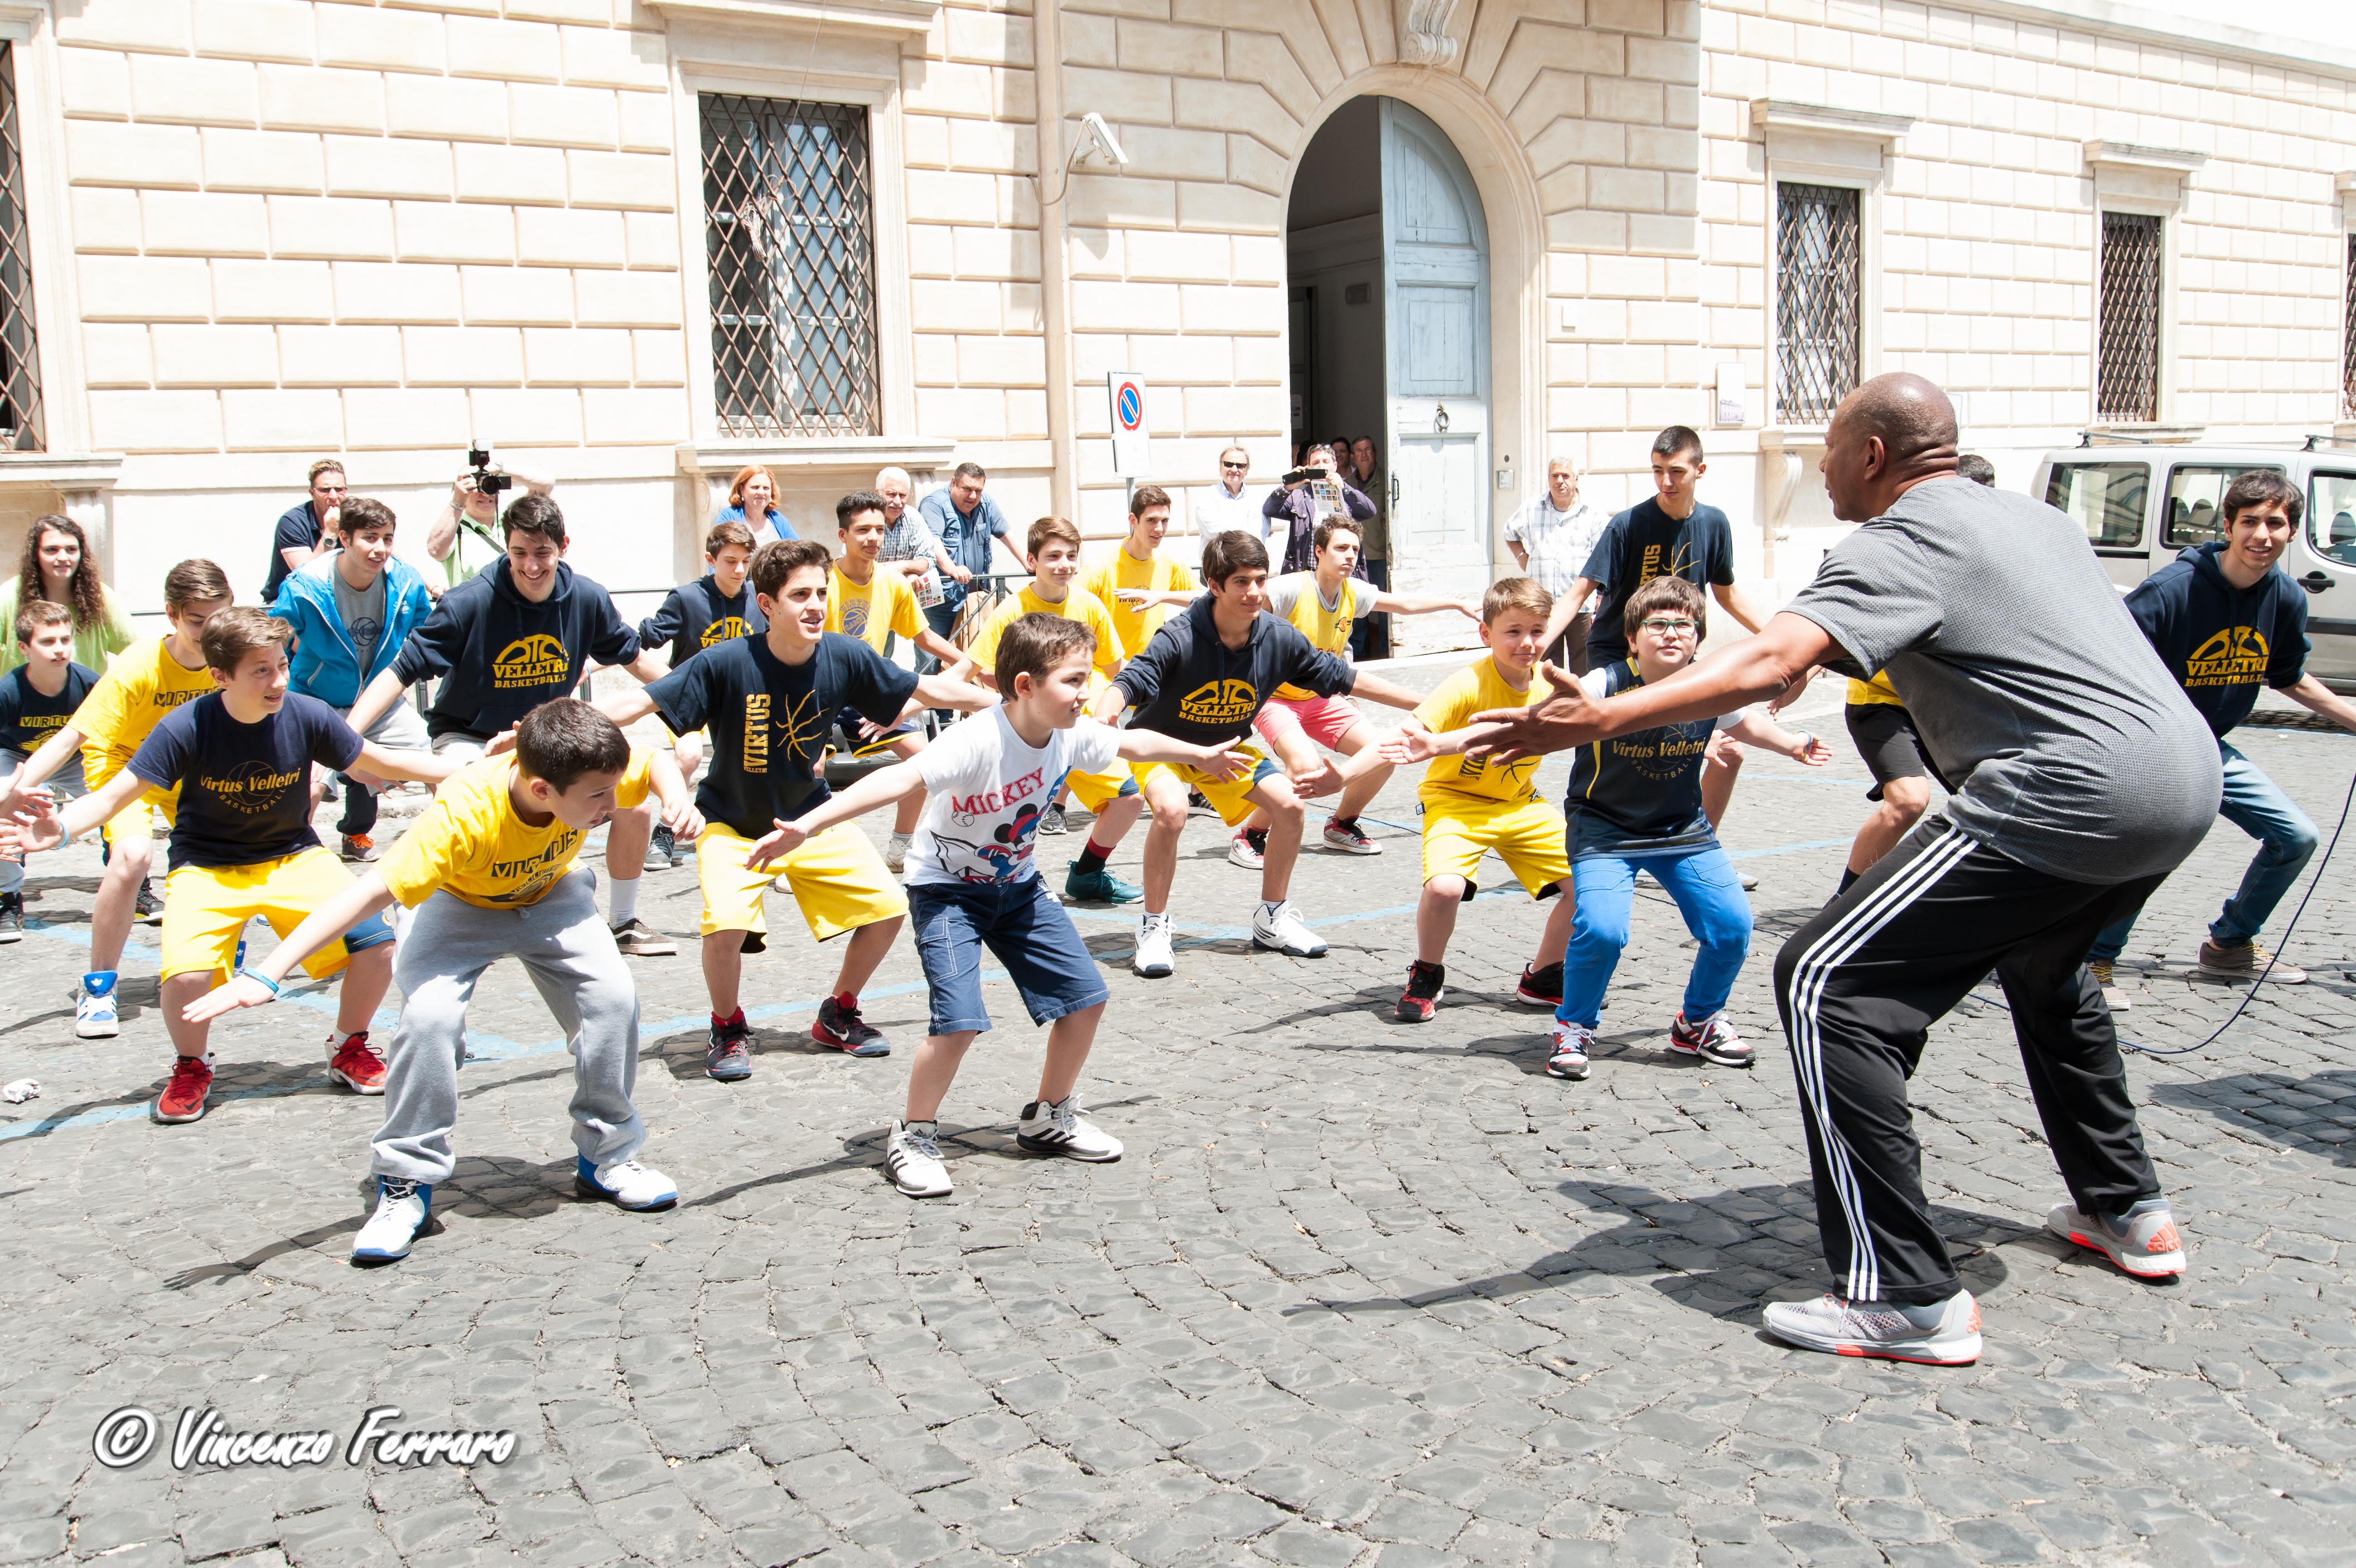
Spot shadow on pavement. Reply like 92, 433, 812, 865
2150, 1068, 2356, 1166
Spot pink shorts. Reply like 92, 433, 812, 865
1253, 692, 1363, 751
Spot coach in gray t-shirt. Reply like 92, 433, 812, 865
1465, 373, 2213, 1367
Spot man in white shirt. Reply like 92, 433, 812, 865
1191, 446, 1267, 570
1504, 458, 1608, 673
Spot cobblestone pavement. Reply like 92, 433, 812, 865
3, 663, 2354, 1568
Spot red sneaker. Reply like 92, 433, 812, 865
812, 993, 890, 1057
153, 1054, 215, 1124
1394, 960, 1445, 1023
327, 1031, 387, 1094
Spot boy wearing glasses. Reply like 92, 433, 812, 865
1539, 578, 1826, 1080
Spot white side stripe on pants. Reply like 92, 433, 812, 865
1785, 826, 1978, 1304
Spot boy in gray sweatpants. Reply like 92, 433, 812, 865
184, 699, 703, 1265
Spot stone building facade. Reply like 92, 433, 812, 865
0, 0, 2352, 633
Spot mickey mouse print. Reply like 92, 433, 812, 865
903, 708, 1125, 889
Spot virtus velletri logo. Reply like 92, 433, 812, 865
1178, 679, 1257, 727
492, 634, 571, 688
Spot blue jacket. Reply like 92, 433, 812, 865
269, 552, 437, 708
2124, 543, 2309, 738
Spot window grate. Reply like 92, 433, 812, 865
2097, 211, 2162, 425
700, 95, 878, 438
1774, 182, 1861, 426
0, 44, 42, 453
2343, 234, 2356, 421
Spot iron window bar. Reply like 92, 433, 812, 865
0, 42, 42, 453
2097, 211, 2163, 425
1774, 182, 1861, 426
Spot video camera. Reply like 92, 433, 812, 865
467, 446, 511, 498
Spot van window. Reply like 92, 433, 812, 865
2045, 462, 2148, 549
2312, 472, 2356, 565
2165, 465, 2283, 549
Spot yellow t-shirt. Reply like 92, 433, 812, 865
73, 634, 215, 797
1081, 549, 1196, 660
1412, 655, 1553, 806
1847, 672, 1904, 707
1269, 571, 1375, 701
825, 565, 923, 655
966, 584, 1126, 689
378, 751, 654, 910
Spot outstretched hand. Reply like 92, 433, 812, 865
1379, 728, 1440, 766
1464, 660, 1604, 763
661, 796, 704, 841
1794, 733, 1833, 768
746, 818, 808, 869
1290, 759, 1344, 800
182, 974, 276, 1025
484, 728, 519, 758
1193, 745, 1256, 783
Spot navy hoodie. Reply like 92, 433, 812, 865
2123, 543, 2307, 739
636, 575, 765, 673
389, 558, 639, 740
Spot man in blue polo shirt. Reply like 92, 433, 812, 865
916, 463, 1031, 643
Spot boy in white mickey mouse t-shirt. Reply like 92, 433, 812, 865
750, 611, 1249, 1198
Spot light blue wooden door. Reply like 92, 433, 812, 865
1382, 98, 1489, 654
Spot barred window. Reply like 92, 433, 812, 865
0, 43, 43, 452
1774, 182, 1861, 426
2342, 233, 2355, 421
701, 95, 879, 438
2097, 211, 2163, 425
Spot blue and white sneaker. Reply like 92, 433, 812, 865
574, 1156, 678, 1212
75, 971, 119, 1039
352, 1179, 431, 1265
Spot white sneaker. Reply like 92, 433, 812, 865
75, 972, 119, 1040
352, 1179, 430, 1265
1546, 1020, 1593, 1080
2088, 959, 2131, 1011
1227, 829, 1265, 870
1017, 1094, 1124, 1162
1669, 1009, 1754, 1068
1762, 1291, 1982, 1365
1132, 914, 1175, 978
1251, 900, 1327, 958
885, 1118, 952, 1197
885, 832, 911, 874
573, 1156, 678, 1211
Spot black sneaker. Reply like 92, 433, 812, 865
1039, 803, 1068, 835
813, 994, 890, 1057
1517, 961, 1563, 1007
1396, 959, 1444, 1022
0, 890, 20, 943
648, 822, 679, 870
133, 880, 164, 925
706, 1011, 752, 1081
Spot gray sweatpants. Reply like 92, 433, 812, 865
370, 867, 645, 1185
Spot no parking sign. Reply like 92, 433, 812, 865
1107, 370, 1149, 477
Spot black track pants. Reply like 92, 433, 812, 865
1771, 815, 2169, 1306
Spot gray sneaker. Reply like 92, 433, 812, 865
884, 1119, 952, 1198
1761, 1290, 1982, 1365
2196, 937, 2305, 985
2046, 1196, 2185, 1278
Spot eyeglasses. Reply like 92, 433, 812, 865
1638, 617, 1697, 634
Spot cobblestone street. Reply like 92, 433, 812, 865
3, 667, 2354, 1567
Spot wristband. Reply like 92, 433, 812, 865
237, 968, 281, 1000
1795, 731, 1815, 758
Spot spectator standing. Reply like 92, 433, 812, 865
1504, 460, 1609, 673
1261, 443, 1374, 576
874, 466, 959, 592
1343, 436, 1389, 566
1191, 446, 1266, 569
426, 461, 554, 591
262, 460, 347, 604
0, 515, 135, 675
713, 465, 795, 545
918, 462, 1031, 642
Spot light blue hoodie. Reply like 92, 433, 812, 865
268, 551, 436, 708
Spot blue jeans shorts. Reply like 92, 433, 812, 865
909, 876, 1109, 1037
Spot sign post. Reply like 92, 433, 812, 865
1107, 371, 1149, 481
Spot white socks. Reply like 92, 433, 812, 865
609, 875, 640, 927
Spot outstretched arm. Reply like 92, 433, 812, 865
0, 765, 147, 855
0, 722, 88, 813
1710, 581, 1769, 636
1723, 708, 1831, 765
745, 759, 925, 868
182, 871, 399, 1023
1537, 576, 1599, 649
1343, 669, 1427, 712
344, 665, 412, 737
1111, 729, 1252, 779
2285, 673, 2356, 733
1371, 590, 1478, 620
911, 670, 996, 714
353, 741, 459, 787
595, 688, 660, 728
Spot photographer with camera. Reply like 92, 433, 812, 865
426, 449, 553, 591
1261, 443, 1374, 577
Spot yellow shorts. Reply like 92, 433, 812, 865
1421, 794, 1573, 899
696, 821, 907, 944
1064, 761, 1138, 815
159, 846, 393, 986
1134, 746, 1282, 827
86, 764, 175, 851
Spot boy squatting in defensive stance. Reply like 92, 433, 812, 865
186, 699, 702, 1263
5, 609, 458, 1124
750, 610, 1254, 1198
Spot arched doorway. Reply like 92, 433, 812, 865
1286, 95, 1491, 658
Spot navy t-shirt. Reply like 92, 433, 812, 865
1580, 498, 1736, 664
263, 501, 324, 603
1563, 659, 1740, 859
129, 692, 363, 870
0, 662, 99, 756
1110, 595, 1354, 746
643, 632, 917, 838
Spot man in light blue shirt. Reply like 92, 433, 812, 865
916, 462, 1031, 640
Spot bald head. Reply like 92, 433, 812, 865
1820, 373, 1963, 523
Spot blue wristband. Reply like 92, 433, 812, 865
237, 968, 281, 999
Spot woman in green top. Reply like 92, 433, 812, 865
0, 515, 134, 674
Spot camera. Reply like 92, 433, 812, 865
468, 447, 512, 497
1282, 465, 1321, 487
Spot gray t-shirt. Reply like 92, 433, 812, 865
332, 564, 388, 676
1785, 476, 2219, 884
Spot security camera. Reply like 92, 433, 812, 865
1078, 111, 1128, 168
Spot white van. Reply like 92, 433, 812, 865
2033, 438, 2356, 692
